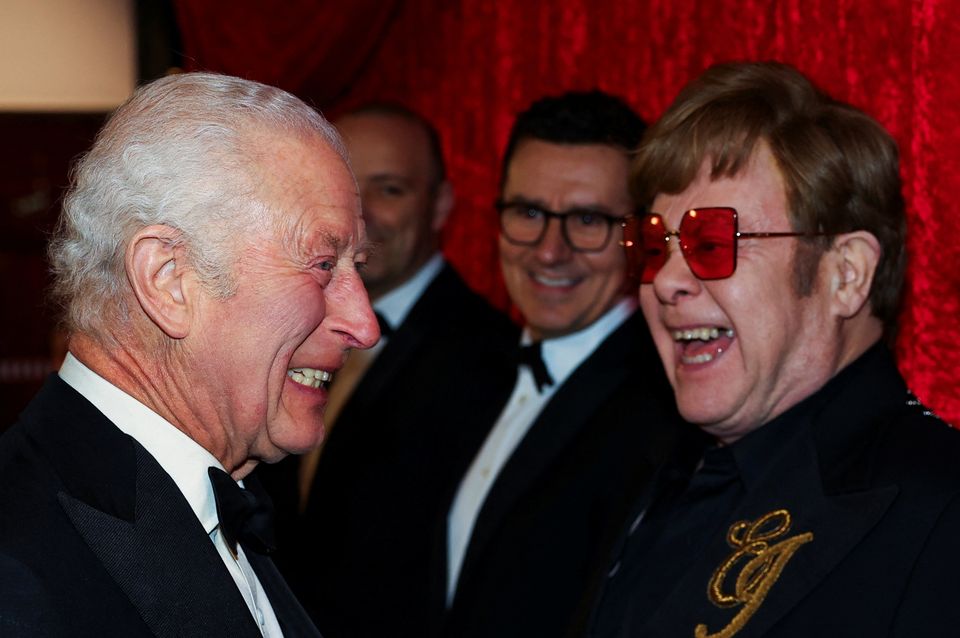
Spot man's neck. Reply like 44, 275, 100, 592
69, 331, 233, 474
836, 314, 884, 374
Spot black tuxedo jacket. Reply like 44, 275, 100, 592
268, 263, 519, 638
586, 345, 960, 638
0, 376, 319, 637
436, 310, 692, 638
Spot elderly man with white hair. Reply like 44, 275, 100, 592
0, 72, 378, 637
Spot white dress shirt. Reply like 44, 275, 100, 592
446, 297, 636, 604
374, 252, 445, 330
59, 354, 284, 637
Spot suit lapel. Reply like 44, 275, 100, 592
247, 551, 322, 637
59, 445, 262, 638
30, 377, 261, 638
457, 314, 642, 589
240, 473, 322, 636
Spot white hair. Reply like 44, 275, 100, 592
48, 72, 346, 340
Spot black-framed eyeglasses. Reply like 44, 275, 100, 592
495, 200, 626, 252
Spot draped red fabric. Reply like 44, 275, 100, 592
173, 0, 960, 424
173, 0, 400, 105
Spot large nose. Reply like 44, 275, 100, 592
650, 238, 702, 305
328, 270, 381, 350
534, 216, 573, 264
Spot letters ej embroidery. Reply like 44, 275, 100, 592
694, 509, 813, 638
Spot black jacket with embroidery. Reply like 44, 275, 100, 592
585, 343, 960, 638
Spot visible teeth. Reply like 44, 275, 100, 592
672, 327, 734, 342
287, 368, 333, 389
683, 352, 714, 364
534, 274, 575, 287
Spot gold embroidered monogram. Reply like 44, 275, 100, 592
694, 509, 813, 638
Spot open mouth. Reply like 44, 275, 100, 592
287, 367, 333, 389
531, 272, 580, 288
672, 326, 735, 365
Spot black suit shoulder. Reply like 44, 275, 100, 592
0, 378, 160, 636
392, 263, 517, 341
806, 355, 960, 636
866, 402, 960, 489
811, 345, 960, 499
415, 263, 516, 330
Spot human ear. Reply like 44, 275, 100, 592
828, 230, 881, 319
125, 225, 193, 339
431, 181, 454, 232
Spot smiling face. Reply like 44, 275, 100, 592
499, 139, 632, 340
639, 144, 840, 444
186, 130, 379, 471
335, 111, 448, 300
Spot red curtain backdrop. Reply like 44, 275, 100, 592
175, 0, 960, 424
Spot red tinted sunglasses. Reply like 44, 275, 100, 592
623, 207, 825, 283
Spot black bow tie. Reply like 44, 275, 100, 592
518, 341, 554, 393
208, 467, 277, 556
375, 312, 395, 339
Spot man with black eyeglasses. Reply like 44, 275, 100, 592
438, 91, 695, 638
584, 62, 960, 638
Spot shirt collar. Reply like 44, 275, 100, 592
58, 353, 224, 534
523, 296, 637, 389
726, 342, 887, 490
725, 415, 805, 491
374, 253, 445, 330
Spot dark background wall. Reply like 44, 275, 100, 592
0, 113, 103, 425
0, 0, 179, 426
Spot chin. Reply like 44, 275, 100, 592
284, 427, 327, 456
676, 395, 731, 431
262, 452, 294, 467
259, 421, 326, 461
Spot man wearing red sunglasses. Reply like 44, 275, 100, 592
584, 62, 960, 637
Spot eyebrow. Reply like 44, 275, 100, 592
500, 196, 618, 216
311, 228, 346, 253
355, 235, 375, 256
367, 173, 414, 184
309, 226, 379, 260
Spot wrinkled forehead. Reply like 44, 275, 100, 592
245, 130, 361, 237
252, 129, 353, 194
